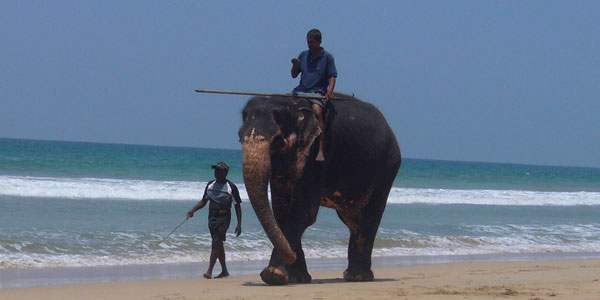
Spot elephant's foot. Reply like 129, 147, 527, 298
288, 268, 312, 284
260, 266, 289, 285
259, 266, 312, 285
343, 268, 374, 282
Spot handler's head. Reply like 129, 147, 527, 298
211, 161, 229, 180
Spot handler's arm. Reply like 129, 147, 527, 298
231, 183, 243, 236
187, 185, 210, 218
234, 203, 242, 236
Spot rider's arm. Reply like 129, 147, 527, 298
326, 77, 336, 99
326, 54, 337, 99
291, 59, 300, 78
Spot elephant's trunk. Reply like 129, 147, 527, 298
242, 138, 297, 265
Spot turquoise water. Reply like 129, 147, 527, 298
1, 138, 600, 269
0, 138, 243, 182
2, 138, 599, 191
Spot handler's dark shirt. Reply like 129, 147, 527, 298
293, 47, 337, 93
202, 180, 242, 210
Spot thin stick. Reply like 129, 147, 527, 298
158, 218, 188, 245
195, 89, 355, 100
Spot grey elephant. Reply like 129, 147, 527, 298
238, 93, 401, 285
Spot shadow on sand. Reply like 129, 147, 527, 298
243, 278, 396, 286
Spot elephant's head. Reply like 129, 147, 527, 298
238, 96, 321, 264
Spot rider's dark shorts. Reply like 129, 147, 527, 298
294, 90, 327, 107
208, 209, 231, 241
308, 98, 326, 108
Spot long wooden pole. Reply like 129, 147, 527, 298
157, 218, 188, 245
194, 89, 355, 100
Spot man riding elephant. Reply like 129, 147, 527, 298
291, 28, 337, 162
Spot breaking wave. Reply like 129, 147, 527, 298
2, 224, 600, 269
2, 175, 600, 206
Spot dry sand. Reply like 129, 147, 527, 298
3, 259, 600, 300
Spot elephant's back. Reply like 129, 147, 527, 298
327, 98, 399, 157
325, 98, 401, 184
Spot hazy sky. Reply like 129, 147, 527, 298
1, 1, 599, 167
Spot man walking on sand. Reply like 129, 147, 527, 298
187, 161, 242, 279
291, 28, 338, 162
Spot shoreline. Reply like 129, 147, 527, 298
3, 251, 600, 290
3, 258, 600, 300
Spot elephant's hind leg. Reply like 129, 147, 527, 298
344, 226, 377, 282
338, 190, 389, 281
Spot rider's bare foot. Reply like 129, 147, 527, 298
203, 273, 212, 279
215, 271, 229, 278
316, 152, 325, 162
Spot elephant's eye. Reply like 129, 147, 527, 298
271, 135, 286, 151
272, 109, 284, 125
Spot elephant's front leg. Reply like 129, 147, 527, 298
263, 239, 310, 284
258, 182, 293, 285
261, 196, 317, 285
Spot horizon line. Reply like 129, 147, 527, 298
1, 136, 598, 170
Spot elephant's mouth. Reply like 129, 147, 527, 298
242, 132, 297, 265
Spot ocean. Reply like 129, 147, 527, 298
1, 137, 600, 272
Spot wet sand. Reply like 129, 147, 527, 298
3, 252, 598, 290
3, 258, 600, 300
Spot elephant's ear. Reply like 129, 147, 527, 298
297, 107, 320, 152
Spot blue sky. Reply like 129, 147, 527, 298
1, 1, 599, 167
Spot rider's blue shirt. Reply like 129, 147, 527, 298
293, 47, 337, 94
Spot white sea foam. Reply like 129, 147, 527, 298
1, 175, 599, 205
387, 187, 600, 206
2, 223, 600, 269
0, 175, 215, 201
2, 234, 600, 269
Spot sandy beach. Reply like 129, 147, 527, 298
3, 258, 600, 300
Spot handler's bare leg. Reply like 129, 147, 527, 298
215, 240, 229, 278
204, 238, 221, 279
313, 103, 325, 162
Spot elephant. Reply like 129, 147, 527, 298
238, 93, 401, 285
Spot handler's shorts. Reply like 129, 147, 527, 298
208, 209, 231, 241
